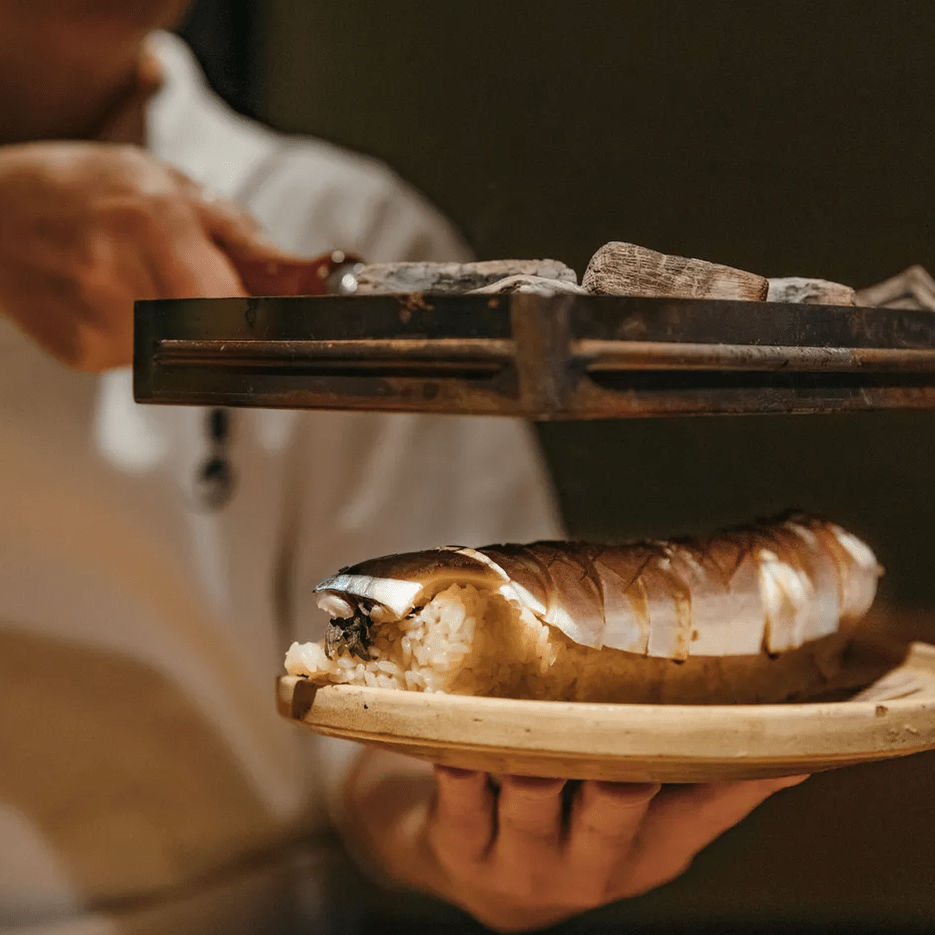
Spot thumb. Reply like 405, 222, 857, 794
190, 191, 341, 296
189, 185, 288, 258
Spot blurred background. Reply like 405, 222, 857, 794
182, 2, 935, 932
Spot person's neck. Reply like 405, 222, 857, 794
0, 44, 156, 146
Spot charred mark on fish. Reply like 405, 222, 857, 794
324, 606, 374, 660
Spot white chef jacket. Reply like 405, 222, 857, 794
0, 32, 561, 935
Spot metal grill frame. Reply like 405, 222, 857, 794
134, 293, 935, 418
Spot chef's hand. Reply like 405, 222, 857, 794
0, 140, 301, 371
344, 749, 807, 933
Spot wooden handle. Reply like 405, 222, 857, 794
236, 251, 362, 297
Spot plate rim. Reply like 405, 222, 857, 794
278, 674, 932, 721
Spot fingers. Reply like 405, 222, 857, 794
164, 162, 279, 260
428, 767, 495, 869
621, 775, 809, 895
417, 771, 801, 933
152, 229, 248, 300
565, 781, 660, 886
75, 191, 248, 368
139, 196, 248, 300
0, 143, 270, 371
186, 186, 334, 296
74, 246, 159, 370
156, 163, 333, 298
188, 185, 282, 257
490, 775, 567, 881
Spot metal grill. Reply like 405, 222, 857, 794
134, 293, 935, 418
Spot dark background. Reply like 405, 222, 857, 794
182, 2, 935, 931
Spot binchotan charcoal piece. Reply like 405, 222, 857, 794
583, 242, 768, 301
854, 265, 935, 312
352, 259, 578, 295
767, 277, 856, 306
468, 274, 587, 296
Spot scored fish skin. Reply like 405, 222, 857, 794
663, 540, 762, 657
311, 515, 882, 659
588, 543, 657, 654
827, 523, 883, 620
472, 544, 551, 617
643, 547, 692, 660
514, 542, 606, 650
757, 546, 808, 654
773, 521, 841, 646
703, 531, 769, 655
756, 523, 817, 653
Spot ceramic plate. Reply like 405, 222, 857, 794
277, 642, 935, 782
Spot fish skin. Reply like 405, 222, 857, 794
312, 516, 881, 659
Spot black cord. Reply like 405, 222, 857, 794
196, 407, 235, 510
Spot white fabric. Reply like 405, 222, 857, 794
0, 32, 561, 934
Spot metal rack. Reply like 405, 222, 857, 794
134, 292, 935, 418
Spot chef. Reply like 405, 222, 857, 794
0, 2, 805, 932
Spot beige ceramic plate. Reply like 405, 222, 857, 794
277, 642, 935, 783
